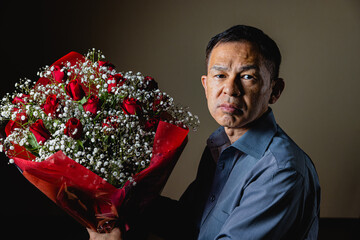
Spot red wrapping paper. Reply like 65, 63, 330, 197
12, 121, 188, 232
3, 51, 193, 233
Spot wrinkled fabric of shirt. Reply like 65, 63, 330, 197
143, 109, 320, 240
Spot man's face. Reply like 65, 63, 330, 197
202, 41, 275, 130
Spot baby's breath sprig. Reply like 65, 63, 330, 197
0, 49, 199, 187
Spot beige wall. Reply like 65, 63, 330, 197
2, 0, 359, 218
91, 0, 359, 218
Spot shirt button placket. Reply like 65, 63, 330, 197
219, 161, 225, 170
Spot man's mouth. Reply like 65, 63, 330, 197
219, 103, 242, 113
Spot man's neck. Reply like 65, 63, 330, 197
224, 126, 249, 144
224, 108, 271, 144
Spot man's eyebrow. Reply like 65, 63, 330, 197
239, 65, 259, 72
210, 65, 229, 71
209, 64, 259, 72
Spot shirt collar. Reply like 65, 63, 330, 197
207, 108, 278, 160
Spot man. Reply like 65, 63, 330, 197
88, 25, 321, 240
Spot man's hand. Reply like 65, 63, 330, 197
87, 227, 122, 240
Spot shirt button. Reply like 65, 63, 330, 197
210, 195, 216, 202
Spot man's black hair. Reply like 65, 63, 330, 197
205, 25, 282, 80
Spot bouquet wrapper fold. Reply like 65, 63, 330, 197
12, 121, 189, 232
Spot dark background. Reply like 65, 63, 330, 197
0, 1, 93, 239
0, 1, 359, 239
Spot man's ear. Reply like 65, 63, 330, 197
201, 75, 208, 99
269, 78, 285, 104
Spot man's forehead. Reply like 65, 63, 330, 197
208, 41, 262, 69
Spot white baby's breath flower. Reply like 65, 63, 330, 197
0, 48, 199, 188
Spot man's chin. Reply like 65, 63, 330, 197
217, 115, 247, 129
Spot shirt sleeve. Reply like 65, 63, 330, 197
215, 167, 305, 240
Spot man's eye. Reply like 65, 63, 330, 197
242, 74, 254, 80
215, 74, 226, 79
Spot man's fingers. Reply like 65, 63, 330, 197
87, 227, 122, 240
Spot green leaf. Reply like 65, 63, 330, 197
80, 96, 88, 105
27, 132, 40, 149
76, 140, 84, 150
78, 103, 84, 112
78, 96, 88, 112
93, 112, 102, 122
24, 133, 40, 157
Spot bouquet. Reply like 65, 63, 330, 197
0, 49, 199, 232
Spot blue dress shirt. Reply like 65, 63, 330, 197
144, 109, 320, 240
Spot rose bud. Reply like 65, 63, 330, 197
65, 79, 85, 101
144, 117, 159, 131
51, 65, 67, 83
98, 60, 115, 71
41, 94, 60, 117
83, 95, 100, 116
143, 76, 158, 90
29, 119, 51, 144
5, 120, 21, 136
121, 97, 142, 115
64, 117, 83, 140
107, 74, 126, 93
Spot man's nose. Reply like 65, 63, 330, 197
223, 75, 242, 96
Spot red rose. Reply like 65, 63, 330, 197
51, 65, 66, 83
30, 119, 51, 144
83, 95, 100, 115
107, 74, 126, 93
144, 117, 159, 131
64, 117, 83, 139
121, 97, 142, 115
143, 76, 158, 90
14, 109, 28, 125
5, 109, 28, 135
5, 120, 21, 136
98, 61, 115, 71
66, 79, 85, 101
12, 94, 30, 105
41, 94, 60, 117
